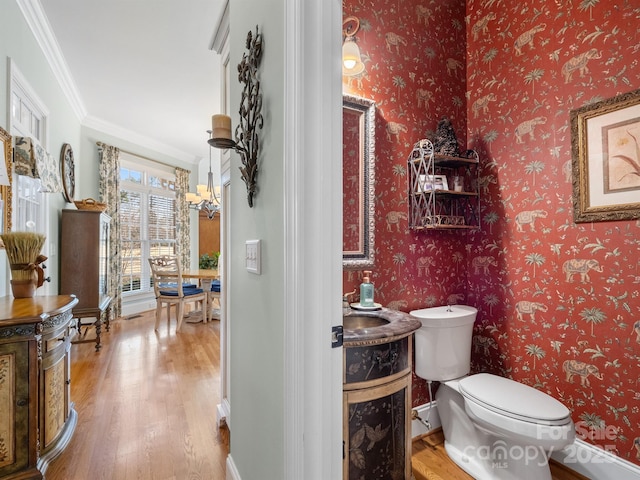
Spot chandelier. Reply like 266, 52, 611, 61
185, 130, 221, 219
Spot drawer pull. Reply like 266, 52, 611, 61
16, 398, 28, 407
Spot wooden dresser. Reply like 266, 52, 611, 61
0, 295, 78, 480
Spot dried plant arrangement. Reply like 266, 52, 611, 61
0, 231, 47, 297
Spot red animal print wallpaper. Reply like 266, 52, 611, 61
343, 0, 640, 467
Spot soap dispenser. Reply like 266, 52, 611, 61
360, 271, 375, 307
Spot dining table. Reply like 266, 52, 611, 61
182, 268, 219, 323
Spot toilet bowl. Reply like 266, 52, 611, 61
411, 306, 575, 480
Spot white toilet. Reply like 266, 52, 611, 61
411, 305, 575, 480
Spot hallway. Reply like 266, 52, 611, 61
46, 311, 228, 479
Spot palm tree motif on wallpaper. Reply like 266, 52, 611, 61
483, 293, 500, 315
525, 344, 546, 370
580, 307, 606, 336
392, 252, 407, 277
524, 68, 545, 95
525, 160, 545, 186
525, 253, 546, 278
578, 0, 600, 21
391, 75, 406, 102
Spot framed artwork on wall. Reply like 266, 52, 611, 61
0, 127, 12, 235
571, 88, 640, 222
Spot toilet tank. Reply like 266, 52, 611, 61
410, 305, 478, 382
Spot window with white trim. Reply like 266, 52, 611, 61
9, 59, 49, 237
120, 154, 177, 295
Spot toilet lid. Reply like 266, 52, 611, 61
459, 373, 571, 424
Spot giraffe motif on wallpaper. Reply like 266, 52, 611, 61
345, 69, 368, 90
515, 209, 548, 232
563, 259, 603, 283
415, 5, 433, 26
515, 301, 548, 321
514, 117, 547, 144
386, 122, 408, 143
385, 32, 407, 54
472, 93, 497, 118
446, 57, 464, 77
561, 48, 602, 83
563, 360, 603, 387
471, 12, 497, 41
385, 211, 407, 232
416, 89, 433, 108
513, 23, 547, 56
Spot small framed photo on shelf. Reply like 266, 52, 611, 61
417, 174, 448, 192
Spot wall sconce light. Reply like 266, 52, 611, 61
186, 130, 221, 220
343, 16, 365, 76
209, 25, 264, 208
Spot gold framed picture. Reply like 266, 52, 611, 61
571, 88, 640, 223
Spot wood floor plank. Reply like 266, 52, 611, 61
412, 430, 591, 480
46, 311, 228, 480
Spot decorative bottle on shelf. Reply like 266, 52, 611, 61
360, 271, 375, 307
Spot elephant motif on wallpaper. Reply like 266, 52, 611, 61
386, 211, 407, 232
515, 209, 548, 232
561, 48, 602, 83
447, 293, 465, 305
513, 23, 546, 56
472, 93, 497, 118
472, 256, 497, 275
514, 117, 547, 144
386, 299, 408, 311
515, 301, 548, 321
633, 320, 640, 343
416, 256, 435, 277
562, 259, 603, 283
563, 360, 603, 387
384, 32, 407, 54
446, 57, 464, 77
473, 335, 499, 356
471, 12, 497, 41
386, 122, 408, 143
416, 89, 433, 108
415, 5, 433, 26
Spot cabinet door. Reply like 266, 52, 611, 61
0, 341, 36, 477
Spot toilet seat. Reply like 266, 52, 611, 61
458, 373, 571, 426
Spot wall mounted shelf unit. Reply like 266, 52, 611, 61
407, 139, 480, 231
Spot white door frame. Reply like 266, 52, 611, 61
283, 1, 343, 479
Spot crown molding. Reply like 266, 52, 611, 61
209, 0, 229, 53
83, 115, 200, 165
16, 0, 87, 121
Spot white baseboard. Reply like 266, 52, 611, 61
226, 454, 241, 480
552, 438, 640, 480
413, 401, 640, 480
217, 398, 230, 429
411, 401, 442, 439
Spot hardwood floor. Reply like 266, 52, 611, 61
46, 310, 228, 480
412, 430, 591, 480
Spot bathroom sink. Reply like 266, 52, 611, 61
343, 314, 390, 330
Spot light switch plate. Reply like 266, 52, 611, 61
245, 239, 261, 274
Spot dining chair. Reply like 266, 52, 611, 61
148, 255, 206, 332
206, 279, 221, 322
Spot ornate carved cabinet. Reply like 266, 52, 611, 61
0, 295, 78, 480
60, 209, 112, 350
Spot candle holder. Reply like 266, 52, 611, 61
209, 25, 264, 208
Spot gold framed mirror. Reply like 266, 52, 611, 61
0, 127, 12, 236
343, 94, 375, 269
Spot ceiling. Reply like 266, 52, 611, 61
38, 0, 227, 169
